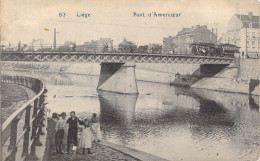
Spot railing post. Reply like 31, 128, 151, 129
22, 105, 32, 157
31, 98, 42, 146
31, 99, 38, 140
7, 116, 20, 160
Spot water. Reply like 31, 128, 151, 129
3, 70, 260, 161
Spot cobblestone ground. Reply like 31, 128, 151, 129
46, 118, 139, 161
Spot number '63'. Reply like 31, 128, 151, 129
59, 12, 66, 17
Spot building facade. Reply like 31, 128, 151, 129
221, 12, 260, 57
163, 25, 217, 54
162, 36, 174, 53
77, 38, 113, 52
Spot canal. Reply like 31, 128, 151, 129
3, 69, 260, 161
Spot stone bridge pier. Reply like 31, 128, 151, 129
97, 62, 139, 94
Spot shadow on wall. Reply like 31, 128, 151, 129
249, 79, 260, 94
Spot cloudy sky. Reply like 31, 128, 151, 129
1, 0, 259, 46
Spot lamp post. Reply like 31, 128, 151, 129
246, 27, 248, 57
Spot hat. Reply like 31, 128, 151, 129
60, 112, 66, 116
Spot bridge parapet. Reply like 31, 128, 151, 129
1, 52, 234, 64
1, 75, 47, 161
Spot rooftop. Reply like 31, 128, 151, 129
176, 25, 211, 36
235, 12, 260, 28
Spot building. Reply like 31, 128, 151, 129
118, 38, 137, 52
162, 36, 174, 53
163, 25, 217, 54
221, 12, 260, 57
147, 43, 162, 53
77, 38, 113, 52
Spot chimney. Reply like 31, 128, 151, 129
53, 28, 56, 50
212, 28, 214, 34
216, 28, 218, 39
248, 12, 253, 19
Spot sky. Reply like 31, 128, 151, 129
1, 0, 260, 47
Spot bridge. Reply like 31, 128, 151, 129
1, 51, 237, 94
1, 75, 47, 161
1, 51, 234, 64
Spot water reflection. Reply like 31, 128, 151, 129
98, 90, 138, 126
98, 91, 138, 145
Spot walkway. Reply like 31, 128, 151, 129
45, 118, 138, 161
45, 118, 169, 161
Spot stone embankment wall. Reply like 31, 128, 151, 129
2, 61, 199, 84
192, 59, 260, 95
239, 59, 260, 78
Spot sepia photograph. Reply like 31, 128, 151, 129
0, 0, 260, 160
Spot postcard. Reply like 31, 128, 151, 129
1, 0, 260, 161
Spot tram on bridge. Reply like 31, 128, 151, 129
190, 42, 240, 58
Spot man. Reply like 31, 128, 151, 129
66, 111, 83, 154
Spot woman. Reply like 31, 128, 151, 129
91, 113, 102, 142
80, 119, 92, 154
51, 113, 60, 153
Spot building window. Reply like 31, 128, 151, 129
249, 23, 252, 28
252, 41, 255, 48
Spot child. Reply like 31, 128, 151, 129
91, 113, 102, 142
55, 112, 67, 153
80, 119, 92, 154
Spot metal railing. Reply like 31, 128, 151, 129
1, 75, 47, 161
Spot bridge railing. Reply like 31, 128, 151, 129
0, 50, 235, 58
1, 75, 47, 161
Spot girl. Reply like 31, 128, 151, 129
91, 113, 102, 142
80, 119, 92, 154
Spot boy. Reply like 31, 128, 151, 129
55, 112, 66, 153
66, 111, 84, 154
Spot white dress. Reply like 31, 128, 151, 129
91, 123, 102, 141
80, 127, 92, 148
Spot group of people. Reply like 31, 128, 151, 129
52, 111, 102, 155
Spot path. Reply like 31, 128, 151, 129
45, 118, 138, 161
